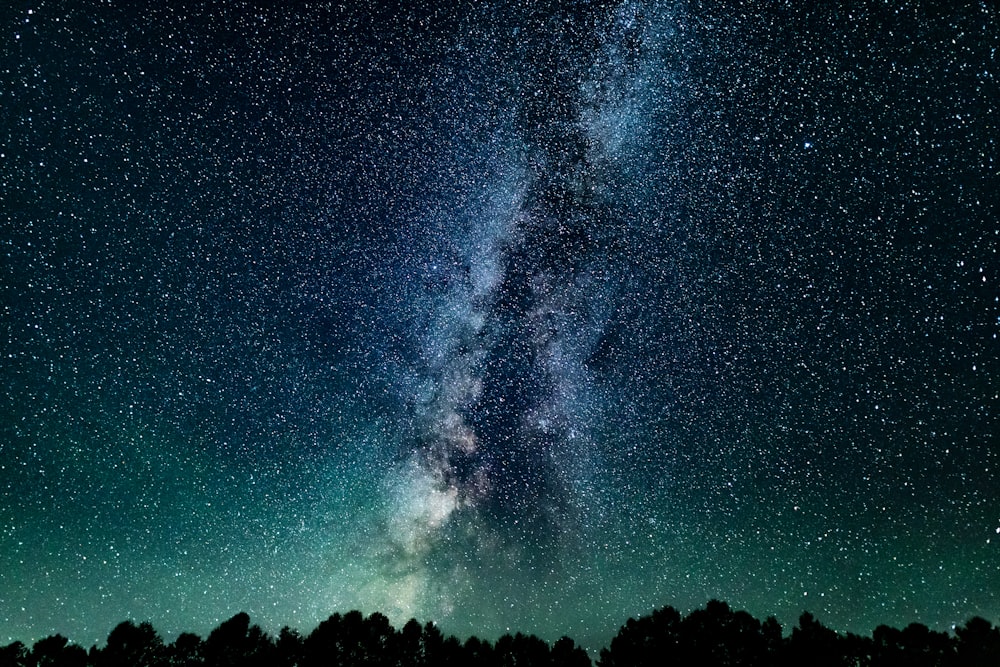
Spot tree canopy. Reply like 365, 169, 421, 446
2, 601, 998, 667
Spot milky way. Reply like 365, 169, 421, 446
2, 0, 998, 653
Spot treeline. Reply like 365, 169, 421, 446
2, 600, 999, 667
599, 601, 1000, 667
0, 611, 589, 667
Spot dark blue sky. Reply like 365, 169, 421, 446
2, 0, 997, 653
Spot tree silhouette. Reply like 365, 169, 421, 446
274, 627, 303, 667
202, 613, 274, 667
598, 605, 682, 667
495, 632, 550, 667
871, 623, 954, 667
954, 616, 1000, 667
302, 611, 344, 667
359, 612, 395, 667
8, 601, 1000, 667
438, 635, 465, 667
29, 635, 87, 667
551, 636, 590, 667
302, 610, 404, 667
93, 621, 166, 667
761, 616, 784, 665
166, 633, 204, 667
337, 609, 367, 667
786, 611, 848, 667
463, 635, 497, 667
417, 622, 445, 667
677, 599, 767, 667
841, 632, 873, 667
204, 613, 250, 667
0, 641, 29, 667
397, 619, 424, 667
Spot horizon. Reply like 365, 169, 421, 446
6, 599, 996, 654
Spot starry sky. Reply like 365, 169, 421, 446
2, 0, 998, 653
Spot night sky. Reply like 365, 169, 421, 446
2, 0, 998, 654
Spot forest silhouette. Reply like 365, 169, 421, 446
3, 600, 999, 667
